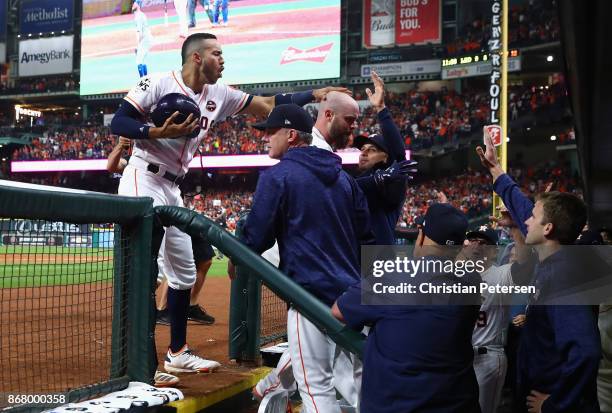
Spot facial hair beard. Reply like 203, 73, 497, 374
328, 119, 349, 150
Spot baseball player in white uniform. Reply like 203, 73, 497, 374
461, 224, 534, 413
174, 0, 189, 38
133, 0, 153, 78
110, 32, 349, 376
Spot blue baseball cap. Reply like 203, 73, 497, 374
421, 203, 468, 246
466, 225, 499, 245
251, 104, 313, 133
353, 134, 389, 154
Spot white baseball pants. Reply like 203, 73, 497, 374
118, 163, 196, 290
473, 347, 507, 413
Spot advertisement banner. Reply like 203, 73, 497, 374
18, 35, 73, 77
441, 56, 521, 79
395, 0, 441, 46
363, 0, 396, 48
20, 0, 74, 35
361, 59, 441, 77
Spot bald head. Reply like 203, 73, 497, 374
318, 91, 359, 119
314, 91, 359, 150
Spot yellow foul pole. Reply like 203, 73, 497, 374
492, 0, 509, 216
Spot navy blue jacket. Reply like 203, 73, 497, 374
494, 173, 601, 412
240, 146, 374, 307
337, 256, 481, 413
355, 108, 407, 244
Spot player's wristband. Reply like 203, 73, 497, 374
274, 90, 314, 107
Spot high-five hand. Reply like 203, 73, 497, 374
366, 71, 386, 112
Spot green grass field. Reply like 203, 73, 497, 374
0, 245, 229, 288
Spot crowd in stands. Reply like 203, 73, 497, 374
0, 75, 78, 95
186, 189, 254, 232
12, 125, 115, 160
9, 82, 569, 161
446, 0, 559, 56
143, 161, 580, 232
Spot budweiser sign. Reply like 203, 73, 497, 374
280, 43, 333, 65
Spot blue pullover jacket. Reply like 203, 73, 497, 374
494, 173, 601, 413
240, 146, 374, 306
355, 108, 407, 244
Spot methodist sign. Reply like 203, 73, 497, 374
20, 0, 74, 35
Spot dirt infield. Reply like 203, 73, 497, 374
0, 281, 115, 399
0, 275, 262, 406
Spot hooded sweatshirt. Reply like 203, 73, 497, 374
241, 146, 374, 306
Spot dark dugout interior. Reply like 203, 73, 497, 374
558, 0, 612, 229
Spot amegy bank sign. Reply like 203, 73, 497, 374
18, 35, 73, 77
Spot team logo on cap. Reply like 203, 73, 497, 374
284, 119, 291, 125
206, 100, 217, 112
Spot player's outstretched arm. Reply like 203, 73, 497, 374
242, 87, 353, 117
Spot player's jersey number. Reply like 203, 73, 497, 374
200, 116, 214, 131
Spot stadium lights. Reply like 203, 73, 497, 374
17, 35, 20, 38
28, 33, 32, 37
61, 30, 65, 34
550, 135, 557, 141
39, 33, 42, 36
51, 32, 55, 35
547, 55, 554, 62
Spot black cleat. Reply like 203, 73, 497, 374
156, 308, 171, 326
188, 305, 215, 325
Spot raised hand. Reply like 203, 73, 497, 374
476, 126, 505, 181
365, 71, 386, 112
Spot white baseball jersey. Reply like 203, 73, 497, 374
124, 70, 250, 175
472, 263, 514, 347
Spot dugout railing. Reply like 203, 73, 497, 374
0, 180, 157, 411
152, 206, 366, 364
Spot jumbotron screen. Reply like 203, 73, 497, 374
80, 0, 340, 95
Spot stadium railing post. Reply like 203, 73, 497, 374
125, 212, 157, 383
110, 224, 128, 379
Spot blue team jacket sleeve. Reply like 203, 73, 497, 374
240, 171, 283, 254
542, 305, 601, 413
337, 283, 375, 330
350, 177, 376, 245
493, 173, 534, 236
377, 107, 406, 161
